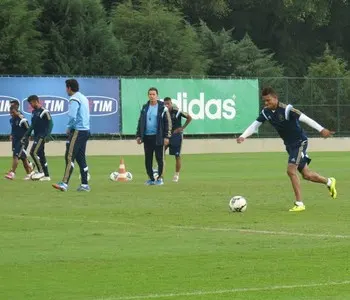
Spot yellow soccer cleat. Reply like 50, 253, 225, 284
328, 177, 337, 199
289, 205, 306, 212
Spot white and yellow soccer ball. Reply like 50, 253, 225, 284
109, 171, 133, 181
79, 173, 91, 181
229, 196, 247, 212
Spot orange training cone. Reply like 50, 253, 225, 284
116, 157, 128, 182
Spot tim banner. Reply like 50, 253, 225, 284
121, 78, 259, 134
0, 77, 120, 134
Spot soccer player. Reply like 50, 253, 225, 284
163, 97, 192, 182
9, 99, 34, 172
22, 95, 53, 181
237, 87, 337, 212
5, 107, 34, 180
136, 87, 172, 185
52, 79, 91, 192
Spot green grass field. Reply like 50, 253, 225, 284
1, 152, 350, 300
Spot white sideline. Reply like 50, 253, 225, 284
96, 281, 350, 300
1, 137, 350, 156
2, 214, 350, 239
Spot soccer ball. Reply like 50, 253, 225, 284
126, 171, 133, 181
109, 171, 119, 181
79, 173, 91, 181
229, 196, 247, 212
153, 168, 159, 180
109, 171, 133, 181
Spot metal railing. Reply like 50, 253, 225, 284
258, 77, 350, 137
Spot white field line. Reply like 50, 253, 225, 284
1, 214, 350, 239
96, 280, 350, 300
168, 225, 350, 239
0, 214, 137, 227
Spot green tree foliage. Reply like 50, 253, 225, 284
198, 23, 283, 77
232, 34, 284, 78
197, 21, 235, 76
283, 0, 334, 25
163, 0, 230, 19
303, 45, 350, 132
2, 0, 350, 78
0, 0, 43, 74
307, 45, 349, 77
110, 0, 206, 75
37, 0, 131, 75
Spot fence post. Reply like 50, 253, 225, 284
337, 78, 341, 134
310, 78, 314, 118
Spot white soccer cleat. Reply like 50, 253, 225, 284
39, 176, 51, 181
31, 172, 45, 180
24, 171, 35, 180
5, 171, 15, 180
172, 174, 179, 182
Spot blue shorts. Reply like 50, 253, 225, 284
286, 140, 311, 171
12, 139, 28, 159
169, 133, 183, 157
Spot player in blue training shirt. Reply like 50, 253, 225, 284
237, 87, 336, 212
5, 107, 34, 180
22, 95, 54, 181
52, 79, 91, 192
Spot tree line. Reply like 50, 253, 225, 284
1, 0, 350, 78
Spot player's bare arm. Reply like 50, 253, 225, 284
173, 114, 192, 134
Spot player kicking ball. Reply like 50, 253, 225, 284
5, 107, 34, 180
237, 87, 337, 212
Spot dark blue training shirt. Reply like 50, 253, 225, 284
10, 113, 29, 140
256, 102, 307, 146
31, 107, 52, 138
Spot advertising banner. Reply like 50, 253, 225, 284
0, 77, 120, 134
121, 78, 259, 134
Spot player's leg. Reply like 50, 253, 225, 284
38, 142, 50, 180
5, 157, 18, 180
298, 151, 337, 199
75, 131, 90, 191
170, 135, 182, 182
287, 163, 304, 207
63, 131, 80, 184
30, 138, 44, 175
19, 144, 34, 180
169, 146, 181, 182
5, 140, 20, 179
174, 156, 181, 181
300, 165, 327, 184
286, 142, 305, 212
22, 157, 32, 178
30, 138, 45, 180
154, 144, 165, 185
11, 157, 19, 172
23, 139, 34, 172
144, 135, 156, 184
52, 131, 81, 191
